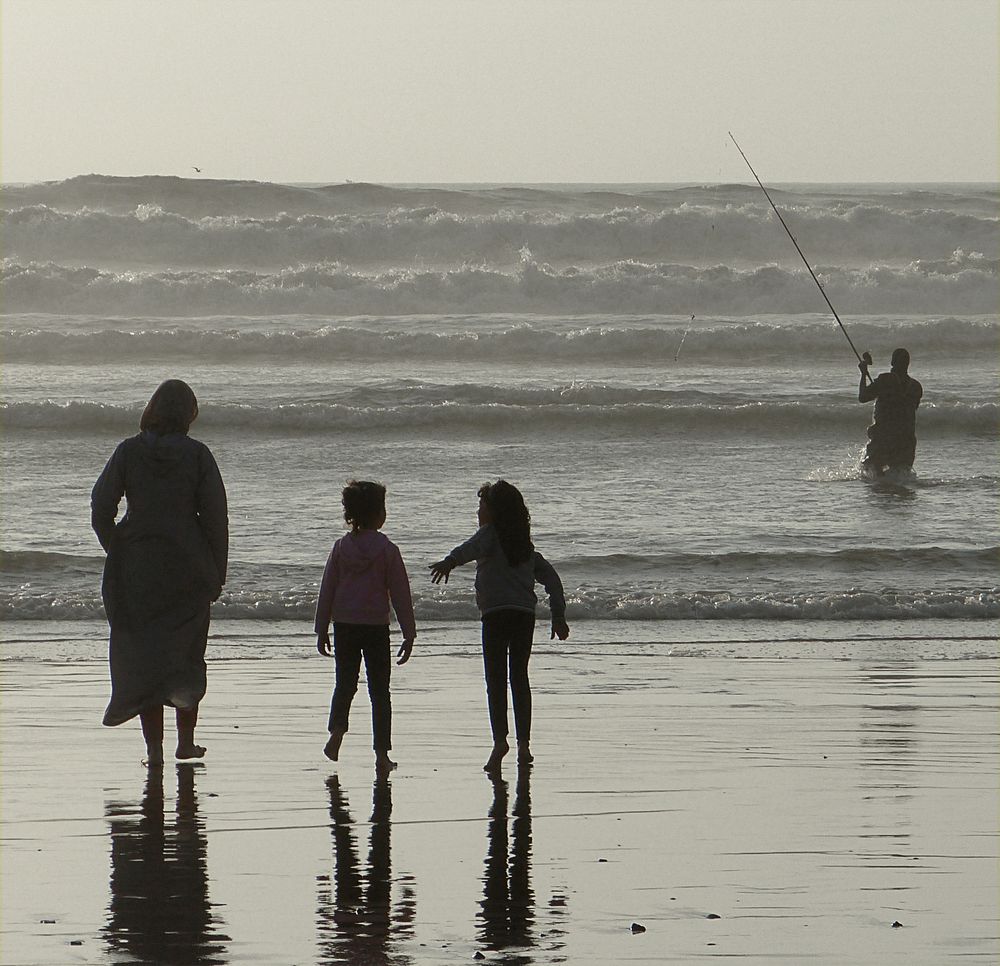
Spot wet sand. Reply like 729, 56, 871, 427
2, 639, 998, 965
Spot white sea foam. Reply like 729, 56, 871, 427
3, 314, 997, 365
4, 201, 996, 268
2, 585, 996, 622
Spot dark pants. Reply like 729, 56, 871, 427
481, 609, 535, 743
864, 431, 917, 471
329, 623, 392, 752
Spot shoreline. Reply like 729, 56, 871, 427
3, 615, 998, 661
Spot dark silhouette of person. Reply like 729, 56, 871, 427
430, 480, 569, 773
858, 348, 923, 475
478, 767, 535, 959
317, 776, 415, 965
103, 764, 229, 963
92, 379, 228, 764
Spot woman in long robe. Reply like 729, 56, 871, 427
92, 380, 228, 764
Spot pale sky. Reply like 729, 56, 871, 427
3, 0, 997, 183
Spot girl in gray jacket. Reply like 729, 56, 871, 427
430, 480, 569, 772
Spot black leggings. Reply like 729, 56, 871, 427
328, 623, 392, 752
481, 609, 535, 743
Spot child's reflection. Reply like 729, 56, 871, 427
317, 775, 415, 965
479, 765, 535, 956
103, 764, 228, 964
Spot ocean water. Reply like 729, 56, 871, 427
2, 177, 997, 660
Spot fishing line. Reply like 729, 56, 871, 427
728, 132, 872, 382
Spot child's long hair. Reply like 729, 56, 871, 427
479, 480, 533, 566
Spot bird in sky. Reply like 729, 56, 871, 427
192, 166, 202, 173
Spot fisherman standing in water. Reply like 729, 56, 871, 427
858, 347, 923, 475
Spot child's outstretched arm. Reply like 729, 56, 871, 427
429, 528, 492, 583
534, 551, 570, 640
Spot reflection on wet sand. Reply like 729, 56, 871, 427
317, 776, 416, 965
479, 766, 535, 961
858, 666, 920, 785
854, 666, 922, 885
103, 764, 229, 964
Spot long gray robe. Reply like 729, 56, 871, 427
92, 431, 228, 726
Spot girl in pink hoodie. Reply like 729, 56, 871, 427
314, 480, 416, 776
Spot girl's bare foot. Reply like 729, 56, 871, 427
517, 741, 533, 765
484, 740, 509, 772
144, 746, 164, 767
375, 753, 397, 777
324, 730, 345, 761
176, 743, 206, 760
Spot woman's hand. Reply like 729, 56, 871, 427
397, 639, 414, 665
317, 631, 332, 656
550, 619, 570, 641
429, 558, 455, 584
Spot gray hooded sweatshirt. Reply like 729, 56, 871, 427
447, 524, 566, 622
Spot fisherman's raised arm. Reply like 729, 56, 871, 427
858, 361, 878, 402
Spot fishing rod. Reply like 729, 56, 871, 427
674, 314, 695, 362
728, 132, 872, 381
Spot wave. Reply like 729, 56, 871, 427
4, 201, 996, 268
3, 397, 994, 435
2, 176, 518, 219
6, 174, 997, 218
2, 253, 998, 317
563, 588, 1000, 621
5, 544, 996, 580
3, 315, 996, 364
0, 549, 104, 574
3, 585, 996, 622
562, 546, 1000, 573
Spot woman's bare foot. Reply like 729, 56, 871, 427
484, 740, 509, 772
324, 730, 345, 761
375, 753, 397, 777
175, 743, 206, 760
517, 741, 533, 765
144, 746, 164, 767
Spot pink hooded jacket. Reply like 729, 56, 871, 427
313, 530, 416, 640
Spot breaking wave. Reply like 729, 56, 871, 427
3, 314, 996, 364
5, 200, 996, 267
3, 396, 995, 436
3, 253, 997, 316
3, 585, 996, 622
4, 546, 996, 623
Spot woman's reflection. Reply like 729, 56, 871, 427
317, 775, 415, 965
103, 764, 229, 964
479, 765, 535, 957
